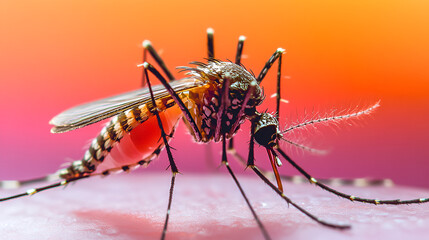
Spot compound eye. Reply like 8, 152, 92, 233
253, 113, 279, 147
254, 125, 278, 147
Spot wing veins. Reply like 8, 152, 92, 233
50, 78, 204, 133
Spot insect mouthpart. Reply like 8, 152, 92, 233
254, 112, 281, 147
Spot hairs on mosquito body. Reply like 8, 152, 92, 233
281, 101, 380, 136
276, 101, 380, 157
252, 109, 326, 157
280, 137, 328, 156
178, 58, 258, 83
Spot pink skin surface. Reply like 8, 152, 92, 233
0, 173, 428, 240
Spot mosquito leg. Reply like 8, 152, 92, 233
275, 147, 429, 205
228, 35, 246, 150
0, 175, 90, 202
142, 40, 175, 81
207, 28, 214, 59
227, 147, 393, 187
235, 35, 246, 65
228, 79, 254, 137
0, 153, 155, 201
244, 121, 257, 166
221, 135, 271, 240
257, 48, 285, 83
275, 52, 282, 121
225, 74, 256, 139
204, 28, 216, 168
231, 121, 350, 229
228, 147, 303, 185
160, 173, 176, 240
257, 48, 285, 120
251, 165, 350, 229
144, 62, 203, 141
144, 66, 179, 239
229, 148, 394, 188
214, 75, 230, 141
0, 175, 59, 189
0, 129, 166, 199
141, 42, 149, 87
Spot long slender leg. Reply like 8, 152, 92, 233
228, 35, 246, 149
144, 62, 203, 141
227, 120, 254, 172
256, 48, 284, 121
207, 28, 214, 59
143, 66, 178, 240
228, 80, 255, 136
235, 35, 246, 64
142, 40, 175, 81
230, 121, 350, 229
162, 173, 176, 239
0, 157, 154, 201
227, 147, 393, 187
143, 67, 178, 173
141, 42, 149, 87
275, 53, 282, 121
0, 175, 58, 189
222, 135, 271, 240
251, 166, 350, 229
257, 48, 285, 83
0, 175, 89, 202
214, 76, 230, 141
204, 28, 216, 168
275, 147, 429, 204
1, 123, 174, 191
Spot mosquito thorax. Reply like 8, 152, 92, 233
193, 60, 263, 105
254, 112, 281, 147
182, 60, 263, 141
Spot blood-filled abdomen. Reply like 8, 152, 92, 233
97, 105, 182, 172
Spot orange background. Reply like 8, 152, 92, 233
1, 1, 429, 187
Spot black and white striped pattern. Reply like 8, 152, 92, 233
58, 98, 176, 180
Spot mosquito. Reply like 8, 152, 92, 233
1, 28, 428, 240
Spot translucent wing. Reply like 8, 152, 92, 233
50, 78, 205, 133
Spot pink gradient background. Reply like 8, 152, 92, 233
1, 1, 428, 187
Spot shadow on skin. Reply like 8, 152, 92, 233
73, 209, 289, 240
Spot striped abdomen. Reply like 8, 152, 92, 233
59, 99, 182, 179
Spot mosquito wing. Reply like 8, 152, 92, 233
50, 78, 205, 133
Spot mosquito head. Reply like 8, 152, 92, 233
254, 113, 281, 147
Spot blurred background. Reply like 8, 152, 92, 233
1, 1, 428, 188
